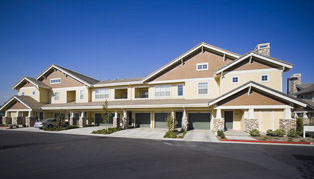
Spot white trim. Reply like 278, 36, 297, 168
50, 78, 61, 84
143, 43, 240, 82
36, 65, 92, 87
224, 68, 279, 75
232, 76, 239, 83
49, 86, 87, 90
208, 82, 307, 107
216, 53, 293, 75
147, 77, 213, 85
7, 109, 32, 112
215, 105, 292, 110
261, 74, 269, 82
196, 63, 208, 71
93, 81, 143, 87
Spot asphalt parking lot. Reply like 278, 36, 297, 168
0, 130, 313, 179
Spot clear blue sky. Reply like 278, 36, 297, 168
0, 0, 314, 104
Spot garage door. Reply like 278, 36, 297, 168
155, 113, 169, 128
188, 113, 211, 130
95, 113, 113, 126
135, 113, 151, 128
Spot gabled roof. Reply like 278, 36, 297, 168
208, 81, 307, 107
215, 51, 293, 75
13, 77, 51, 90
296, 83, 314, 90
37, 64, 99, 87
295, 84, 314, 95
0, 95, 44, 111
142, 42, 241, 82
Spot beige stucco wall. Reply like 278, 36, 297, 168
40, 88, 50, 103
253, 109, 284, 132
51, 86, 89, 104
220, 69, 283, 95
18, 87, 40, 102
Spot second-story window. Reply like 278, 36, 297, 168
50, 78, 61, 84
155, 85, 171, 97
95, 88, 110, 99
196, 63, 208, 71
232, 76, 239, 83
261, 74, 269, 82
22, 92, 24, 96
54, 92, 60, 100
198, 82, 208, 95
32, 91, 36, 95
177, 84, 183, 96
80, 90, 84, 99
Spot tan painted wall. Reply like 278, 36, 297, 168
221, 69, 283, 94
21, 82, 36, 88
51, 86, 89, 104
41, 69, 85, 88
225, 57, 279, 72
150, 50, 233, 81
40, 88, 50, 103
218, 89, 288, 106
18, 87, 40, 102
254, 109, 284, 132
8, 101, 28, 110
233, 109, 243, 130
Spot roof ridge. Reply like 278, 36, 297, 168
54, 65, 100, 83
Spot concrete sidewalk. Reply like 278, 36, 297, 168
184, 130, 219, 142
224, 130, 256, 140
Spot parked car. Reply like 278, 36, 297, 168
34, 118, 69, 129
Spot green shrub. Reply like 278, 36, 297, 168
91, 127, 121, 134
266, 129, 274, 136
287, 129, 298, 138
249, 129, 260, 137
9, 125, 13, 129
178, 131, 187, 139
274, 129, 286, 137
164, 130, 178, 138
22, 124, 26, 127
296, 117, 303, 134
217, 130, 226, 139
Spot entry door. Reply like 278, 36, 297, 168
224, 111, 233, 130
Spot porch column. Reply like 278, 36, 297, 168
216, 108, 222, 119
113, 111, 118, 128
12, 111, 19, 125
122, 110, 127, 129
70, 112, 74, 126
79, 111, 85, 127
25, 111, 32, 127
248, 108, 255, 119
3, 111, 8, 125
213, 108, 224, 132
284, 108, 292, 119
182, 109, 188, 131
171, 111, 175, 129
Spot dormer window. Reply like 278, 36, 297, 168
50, 78, 61, 84
196, 63, 208, 71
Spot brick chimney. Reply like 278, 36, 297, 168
288, 73, 301, 96
255, 43, 270, 56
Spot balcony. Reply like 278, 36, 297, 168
135, 87, 148, 99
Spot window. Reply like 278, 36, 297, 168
198, 82, 208, 95
22, 92, 24, 96
50, 78, 61, 84
261, 74, 269, 82
95, 88, 110, 99
155, 85, 171, 97
80, 90, 84, 99
232, 76, 239, 83
54, 92, 60, 100
196, 63, 208, 71
178, 84, 183, 96
32, 91, 36, 95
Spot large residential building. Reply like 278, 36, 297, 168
0, 42, 308, 132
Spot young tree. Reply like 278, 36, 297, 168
55, 113, 63, 128
166, 114, 177, 131
102, 100, 112, 124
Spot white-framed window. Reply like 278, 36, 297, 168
54, 92, 60, 100
177, 84, 184, 96
95, 88, 110, 99
80, 90, 84, 99
198, 82, 208, 95
50, 78, 61, 84
261, 74, 269, 82
155, 85, 171, 97
232, 76, 239, 83
22, 92, 24, 96
196, 63, 208, 71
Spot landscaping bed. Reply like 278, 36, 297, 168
91, 127, 121, 134
44, 125, 79, 131
164, 129, 187, 139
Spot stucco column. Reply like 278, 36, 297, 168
79, 111, 85, 127
285, 108, 292, 119
213, 108, 224, 132
70, 112, 74, 126
171, 111, 175, 129
25, 111, 32, 127
3, 111, 8, 125
248, 108, 255, 119
122, 110, 127, 129
216, 108, 222, 119
182, 109, 188, 131
113, 111, 118, 128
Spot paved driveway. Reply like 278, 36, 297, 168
224, 130, 256, 140
109, 128, 167, 140
184, 130, 219, 142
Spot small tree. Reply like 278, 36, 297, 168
102, 100, 112, 124
166, 114, 177, 131
55, 113, 63, 128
